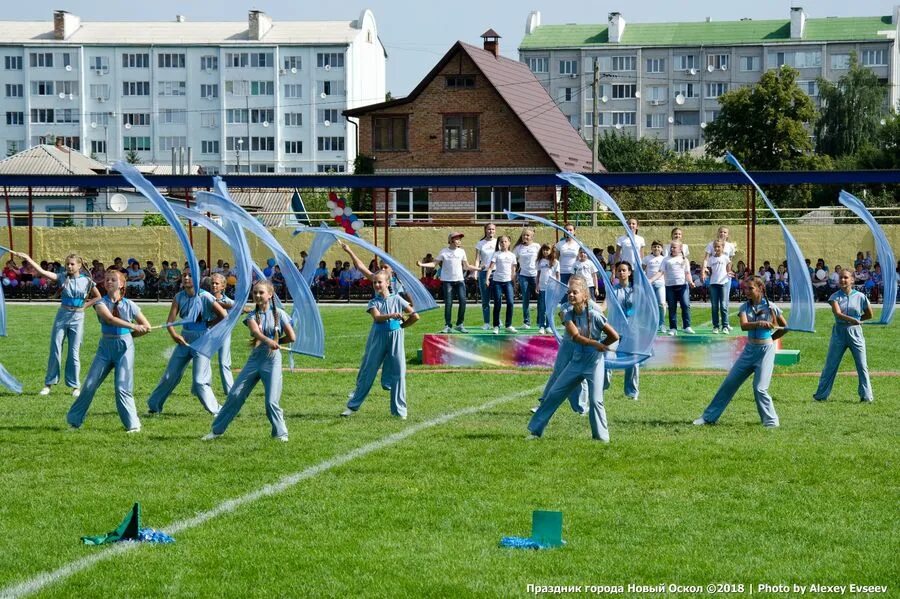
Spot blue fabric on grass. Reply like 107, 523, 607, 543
0, 363, 22, 394
499, 536, 562, 549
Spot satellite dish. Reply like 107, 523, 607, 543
290, 67, 297, 74
689, 67, 697, 76
615, 123, 623, 130
262, 121, 269, 128
700, 121, 708, 129
324, 64, 331, 71
323, 119, 331, 127
320, 92, 327, 99
720, 64, 728, 71
600, 95, 608, 103
65, 64, 72, 72
90, 122, 97, 129
124, 123, 132, 130
58, 92, 66, 99
634, 90, 641, 98
667, 116, 675, 124
675, 93, 685, 105
109, 193, 128, 213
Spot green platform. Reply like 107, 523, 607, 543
775, 349, 801, 365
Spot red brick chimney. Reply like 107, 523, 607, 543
481, 29, 501, 58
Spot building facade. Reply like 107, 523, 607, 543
0, 9, 386, 174
519, 7, 900, 152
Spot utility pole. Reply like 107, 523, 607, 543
591, 57, 600, 226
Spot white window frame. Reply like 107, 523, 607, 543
740, 56, 761, 72
674, 54, 698, 71
526, 57, 548, 73
645, 58, 666, 73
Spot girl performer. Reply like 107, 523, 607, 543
535, 244, 560, 335
487, 235, 517, 334
643, 241, 667, 333
474, 223, 497, 330
615, 218, 646, 268
513, 228, 541, 329
209, 273, 238, 395
555, 223, 580, 284
604, 261, 639, 400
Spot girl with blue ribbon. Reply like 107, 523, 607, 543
604, 261, 640, 400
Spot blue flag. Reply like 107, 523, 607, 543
300, 231, 336, 285
839, 191, 896, 325
726, 152, 815, 333
0, 363, 21, 394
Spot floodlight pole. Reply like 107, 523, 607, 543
591, 57, 599, 227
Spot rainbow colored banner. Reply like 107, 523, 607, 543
422, 333, 781, 370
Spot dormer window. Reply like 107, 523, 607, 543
446, 75, 476, 90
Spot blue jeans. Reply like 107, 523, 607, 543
492, 280, 514, 327
518, 275, 536, 325
709, 283, 729, 329
477, 270, 492, 324
560, 273, 572, 285
665, 284, 691, 329
441, 280, 467, 326
537, 290, 549, 328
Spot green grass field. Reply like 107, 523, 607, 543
0, 304, 897, 597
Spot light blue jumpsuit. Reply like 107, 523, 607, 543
45, 275, 96, 388
604, 283, 640, 399
212, 306, 290, 438
347, 294, 410, 418
66, 297, 142, 430
537, 302, 587, 414
529, 306, 610, 441
214, 294, 236, 395
147, 290, 220, 415
814, 289, 873, 402
699, 300, 781, 427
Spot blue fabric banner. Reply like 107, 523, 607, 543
0, 363, 21, 394
300, 231, 336, 285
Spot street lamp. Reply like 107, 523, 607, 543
236, 137, 244, 172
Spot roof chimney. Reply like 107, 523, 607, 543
249, 10, 273, 41
175, 15, 186, 23
53, 10, 81, 41
481, 29, 501, 58
608, 12, 626, 43
525, 11, 541, 36
790, 7, 806, 39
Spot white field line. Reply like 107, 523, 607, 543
0, 386, 541, 599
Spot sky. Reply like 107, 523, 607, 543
15, 0, 900, 95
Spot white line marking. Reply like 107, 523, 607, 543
0, 386, 541, 599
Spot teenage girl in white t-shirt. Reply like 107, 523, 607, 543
513, 227, 541, 329
615, 218, 646, 268
487, 236, 518, 333
474, 223, 497, 330
555, 223, 580, 284
535, 244, 560, 334
642, 240, 667, 333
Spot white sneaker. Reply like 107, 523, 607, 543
684, 327, 696, 334
521, 323, 531, 330
505, 326, 518, 333
537, 327, 546, 335
526, 434, 540, 440
39, 386, 51, 396
340, 408, 355, 417
658, 325, 667, 334
440, 326, 452, 334
125, 427, 141, 434
202, 432, 222, 441
481, 323, 491, 331
692, 417, 708, 426
668, 328, 677, 336
454, 325, 469, 333
275, 435, 289, 442
530, 405, 540, 413
72, 388, 81, 398
712, 328, 720, 334
493, 327, 499, 335
722, 326, 732, 335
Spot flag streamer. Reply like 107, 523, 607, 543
300, 231, 336, 285
0, 363, 21, 394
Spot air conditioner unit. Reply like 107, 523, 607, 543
97, 97, 106, 103
569, 73, 578, 78
279, 68, 287, 75
649, 99, 665, 106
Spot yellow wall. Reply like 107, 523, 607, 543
2, 224, 898, 272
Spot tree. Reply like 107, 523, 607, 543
815, 53, 885, 157
141, 213, 167, 226
125, 149, 141, 164
703, 66, 816, 170
594, 131, 672, 172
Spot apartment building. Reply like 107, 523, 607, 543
0, 9, 386, 173
519, 7, 900, 152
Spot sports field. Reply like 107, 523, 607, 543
0, 304, 897, 597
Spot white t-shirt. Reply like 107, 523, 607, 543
537, 258, 560, 289
707, 255, 731, 285
490, 251, 517, 283
706, 240, 736, 260
572, 259, 598, 288
474, 238, 496, 270
642, 254, 664, 282
513, 242, 541, 277
436, 247, 467, 282
662, 255, 689, 286
616, 234, 646, 266
555, 239, 580, 274
663, 242, 690, 259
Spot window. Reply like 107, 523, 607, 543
6, 112, 23, 125
768, 52, 789, 69
122, 53, 150, 68
583, 112, 594, 127
284, 140, 303, 154
226, 53, 249, 68
200, 111, 218, 128
317, 80, 345, 96
250, 81, 274, 96
158, 136, 187, 152
283, 56, 302, 71
5, 84, 23, 97
317, 53, 344, 68
794, 51, 822, 68
443, 115, 478, 150
122, 113, 150, 126
250, 137, 275, 151
29, 52, 53, 67
55, 109, 79, 123
831, 53, 850, 70
317, 136, 345, 152
160, 109, 187, 124
674, 138, 700, 153
612, 84, 636, 99
6, 140, 24, 155
446, 75, 476, 89
557, 87, 577, 103
798, 80, 819, 97
740, 56, 761, 72
33, 135, 78, 149
318, 109, 340, 124
123, 136, 151, 151
90, 140, 106, 155
251, 163, 275, 173
707, 54, 729, 70
526, 57, 548, 73
646, 113, 665, 129
123, 81, 150, 96
251, 109, 274, 124
158, 81, 187, 96
705, 83, 728, 98
200, 84, 218, 98
394, 188, 429, 221
475, 187, 525, 219
704, 110, 720, 123
284, 84, 302, 98
284, 112, 303, 126
201, 140, 220, 154
227, 109, 249, 124
157, 53, 186, 68
89, 84, 110, 100
57, 80, 77, 96
611, 111, 635, 126
373, 116, 408, 150
674, 54, 698, 71
559, 60, 578, 75
567, 113, 580, 128
31, 81, 54, 96
5, 56, 22, 70
673, 83, 698, 99
225, 80, 249, 96
51, 212, 74, 228
862, 49, 887, 66
611, 56, 636, 71
226, 136, 249, 151
88, 112, 110, 126
646, 86, 667, 102
200, 55, 218, 71
317, 164, 346, 173
673, 111, 700, 126
89, 56, 109, 72
646, 58, 666, 73
251, 52, 274, 67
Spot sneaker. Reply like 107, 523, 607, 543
398, 414, 408, 421
481, 323, 491, 331
712, 328, 720, 334
626, 395, 638, 401
493, 327, 500, 335
454, 325, 468, 333
125, 427, 141, 434
440, 326, 452, 334
71, 388, 80, 398
146, 410, 161, 417
39, 386, 51, 396
668, 328, 677, 336
692, 417, 709, 426
763, 422, 780, 429
684, 327, 696, 334
537, 327, 545, 335
505, 326, 518, 333
521, 323, 531, 330
66, 425, 80, 432
658, 325, 667, 334
860, 398, 874, 403
340, 408, 355, 417
275, 435, 289, 442
812, 395, 827, 402
530, 405, 540, 413
722, 326, 732, 335
201, 432, 222, 441
526, 433, 541, 440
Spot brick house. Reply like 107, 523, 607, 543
344, 31, 598, 223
